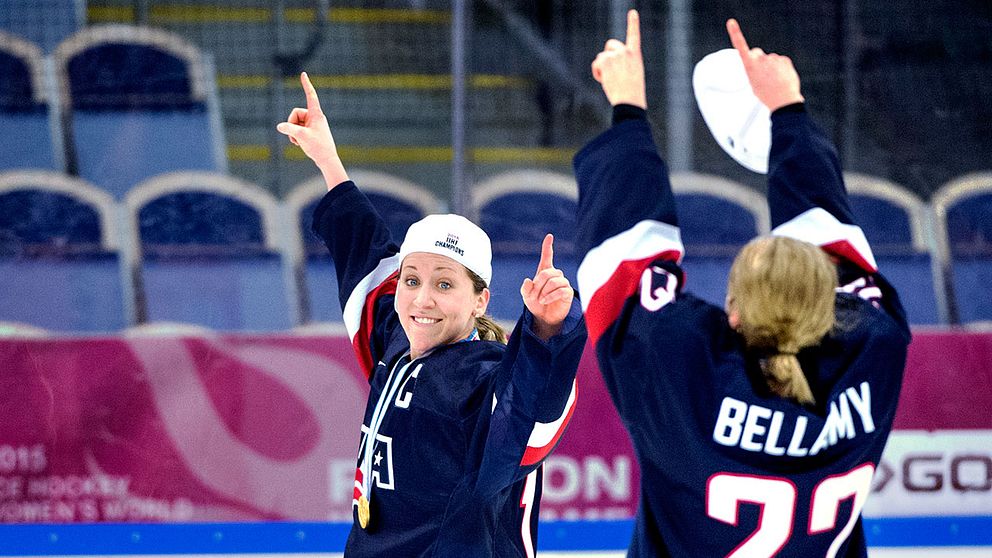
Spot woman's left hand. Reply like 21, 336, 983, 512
521, 234, 574, 341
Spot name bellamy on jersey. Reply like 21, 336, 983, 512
712, 381, 875, 457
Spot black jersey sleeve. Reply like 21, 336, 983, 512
767, 107, 909, 334
473, 299, 586, 497
311, 180, 403, 379
573, 115, 686, 347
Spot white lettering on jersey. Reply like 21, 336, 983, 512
740, 404, 773, 452
394, 363, 423, 409
786, 416, 809, 457
846, 381, 875, 433
808, 382, 874, 456
639, 265, 678, 312
764, 410, 787, 456
713, 398, 748, 446
359, 425, 395, 490
711, 382, 875, 457
837, 276, 883, 307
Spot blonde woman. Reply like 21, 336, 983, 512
574, 12, 910, 557
277, 73, 586, 557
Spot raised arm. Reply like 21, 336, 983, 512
730, 20, 907, 327
475, 296, 585, 499
728, 21, 874, 272
574, 10, 683, 346
727, 19, 803, 112
279, 72, 400, 379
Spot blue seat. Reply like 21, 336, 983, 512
0, 32, 61, 171
676, 196, 761, 249
126, 172, 291, 331
0, 171, 126, 331
300, 256, 344, 324
474, 170, 578, 258
472, 171, 580, 321
0, 0, 83, 53
54, 26, 225, 198
933, 173, 992, 324
671, 173, 769, 308
486, 254, 580, 322
287, 171, 442, 324
845, 173, 941, 325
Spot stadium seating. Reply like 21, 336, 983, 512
472, 170, 578, 321
473, 170, 578, 256
53, 25, 226, 198
287, 171, 443, 324
0, 170, 127, 331
125, 171, 291, 330
0, 0, 83, 53
845, 173, 942, 324
932, 172, 992, 324
671, 172, 770, 308
0, 31, 63, 171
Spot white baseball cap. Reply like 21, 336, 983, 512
693, 48, 771, 174
398, 214, 493, 286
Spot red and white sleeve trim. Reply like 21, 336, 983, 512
520, 379, 578, 466
577, 220, 684, 345
342, 254, 401, 378
772, 208, 878, 273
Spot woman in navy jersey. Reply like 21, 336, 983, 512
574, 11, 909, 557
276, 73, 586, 557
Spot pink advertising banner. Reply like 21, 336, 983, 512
0, 331, 990, 524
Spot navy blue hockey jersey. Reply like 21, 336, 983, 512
573, 108, 910, 558
312, 181, 586, 557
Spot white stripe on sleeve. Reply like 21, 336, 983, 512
577, 220, 684, 313
772, 208, 878, 272
342, 254, 401, 341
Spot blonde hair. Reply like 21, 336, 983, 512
726, 236, 837, 405
468, 270, 508, 344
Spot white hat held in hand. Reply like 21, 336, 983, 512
693, 48, 771, 174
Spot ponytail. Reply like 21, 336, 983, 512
475, 314, 508, 344
727, 236, 837, 406
762, 353, 815, 405
467, 269, 508, 345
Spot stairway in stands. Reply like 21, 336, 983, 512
85, 0, 580, 202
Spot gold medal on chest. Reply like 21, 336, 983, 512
358, 495, 371, 529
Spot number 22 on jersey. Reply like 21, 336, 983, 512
706, 463, 875, 558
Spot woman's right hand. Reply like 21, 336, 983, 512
276, 72, 349, 189
521, 234, 574, 341
591, 9, 646, 109
727, 19, 804, 112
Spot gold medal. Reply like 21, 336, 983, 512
358, 495, 370, 529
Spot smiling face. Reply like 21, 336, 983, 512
396, 252, 490, 359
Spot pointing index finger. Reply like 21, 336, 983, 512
301, 72, 322, 113
626, 9, 641, 54
726, 19, 750, 61
537, 233, 555, 272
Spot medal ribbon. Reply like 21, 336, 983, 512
357, 330, 478, 515
360, 355, 420, 507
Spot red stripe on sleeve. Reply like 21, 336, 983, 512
585, 250, 681, 346
821, 240, 878, 274
352, 271, 399, 379
519, 386, 579, 467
